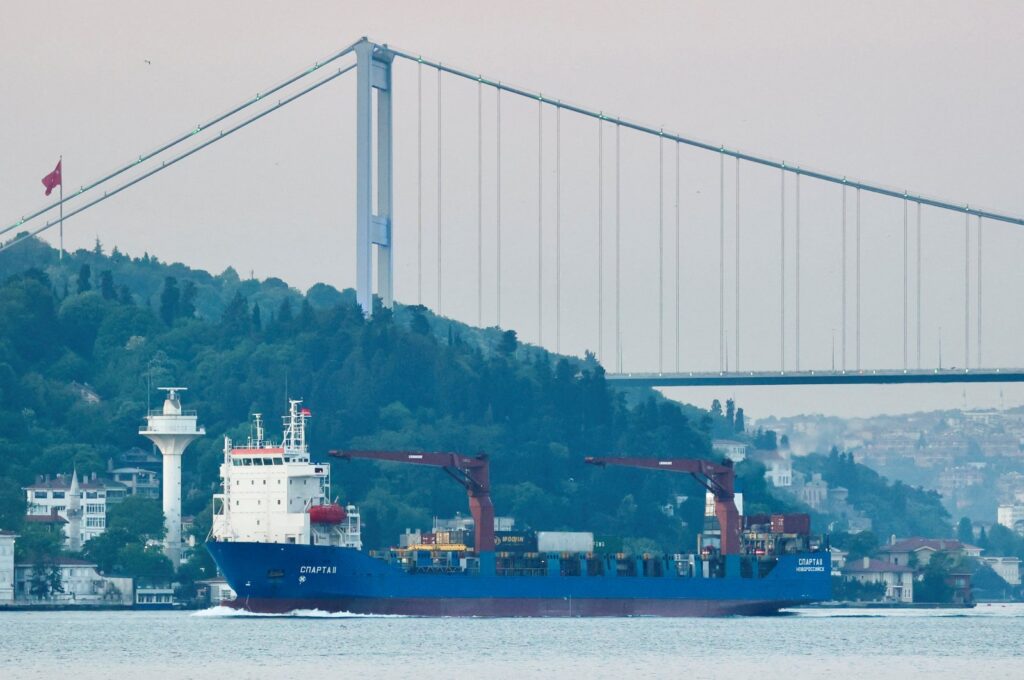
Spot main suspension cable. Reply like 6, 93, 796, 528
2, 40, 364, 239
1, 64, 356, 253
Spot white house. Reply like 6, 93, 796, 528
109, 467, 161, 499
755, 451, 792, 488
0, 531, 16, 602
712, 439, 748, 463
23, 471, 127, 550
843, 557, 914, 603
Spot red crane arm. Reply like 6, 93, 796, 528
583, 456, 734, 497
584, 456, 740, 555
328, 450, 495, 552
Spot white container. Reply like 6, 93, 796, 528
537, 531, 594, 553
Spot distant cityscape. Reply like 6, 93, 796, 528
753, 406, 1024, 529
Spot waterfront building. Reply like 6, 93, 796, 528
843, 557, 914, 602
0, 531, 16, 602
197, 577, 237, 605
14, 557, 133, 604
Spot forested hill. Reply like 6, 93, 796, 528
0, 237, 762, 552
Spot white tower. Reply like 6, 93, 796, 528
66, 469, 82, 552
139, 387, 204, 567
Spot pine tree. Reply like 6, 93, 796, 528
710, 399, 723, 418
180, 281, 197, 319
725, 399, 735, 428
99, 270, 115, 300
251, 304, 262, 332
734, 407, 745, 433
77, 264, 92, 294
277, 298, 294, 325
159, 277, 180, 325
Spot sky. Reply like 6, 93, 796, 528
3, 1, 1024, 420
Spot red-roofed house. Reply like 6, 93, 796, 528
877, 538, 966, 568
843, 556, 914, 602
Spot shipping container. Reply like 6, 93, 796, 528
494, 531, 538, 552
770, 513, 810, 536
593, 534, 623, 554
537, 531, 594, 553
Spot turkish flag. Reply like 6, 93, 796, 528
42, 160, 62, 196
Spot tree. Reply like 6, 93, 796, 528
838, 530, 880, 560
159, 276, 179, 325
915, 553, 954, 603
107, 496, 166, 542
220, 291, 249, 337
710, 399, 723, 418
99, 270, 116, 300
725, 399, 735, 429
180, 280, 197, 318
734, 408, 745, 433
115, 544, 174, 583
251, 303, 262, 332
956, 517, 974, 545
277, 298, 294, 326
499, 329, 518, 354
753, 429, 778, 450
77, 264, 92, 293
780, 434, 790, 449
14, 523, 63, 562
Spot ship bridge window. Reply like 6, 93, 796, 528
272, 458, 283, 466
262, 458, 275, 466
253, 458, 264, 466
232, 459, 241, 466
242, 458, 252, 466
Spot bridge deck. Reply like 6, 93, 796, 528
606, 369, 1024, 387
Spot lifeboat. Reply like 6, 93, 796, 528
309, 503, 347, 524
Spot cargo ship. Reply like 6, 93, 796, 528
207, 402, 831, 616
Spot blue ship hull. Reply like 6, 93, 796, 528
207, 541, 831, 617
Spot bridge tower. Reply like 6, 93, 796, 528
355, 39, 395, 315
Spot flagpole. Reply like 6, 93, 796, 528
58, 155, 63, 261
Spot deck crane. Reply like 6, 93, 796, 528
329, 450, 495, 552
585, 456, 741, 555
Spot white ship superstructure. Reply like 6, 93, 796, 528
212, 400, 361, 549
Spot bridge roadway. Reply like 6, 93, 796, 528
605, 368, 1024, 387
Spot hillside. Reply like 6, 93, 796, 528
0, 237, 753, 559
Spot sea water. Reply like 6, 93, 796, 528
2, 604, 1022, 679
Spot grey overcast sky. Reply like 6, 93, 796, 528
3, 1, 1023, 421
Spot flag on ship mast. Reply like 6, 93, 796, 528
41, 158, 64, 260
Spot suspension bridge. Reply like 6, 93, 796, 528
4, 37, 1023, 387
